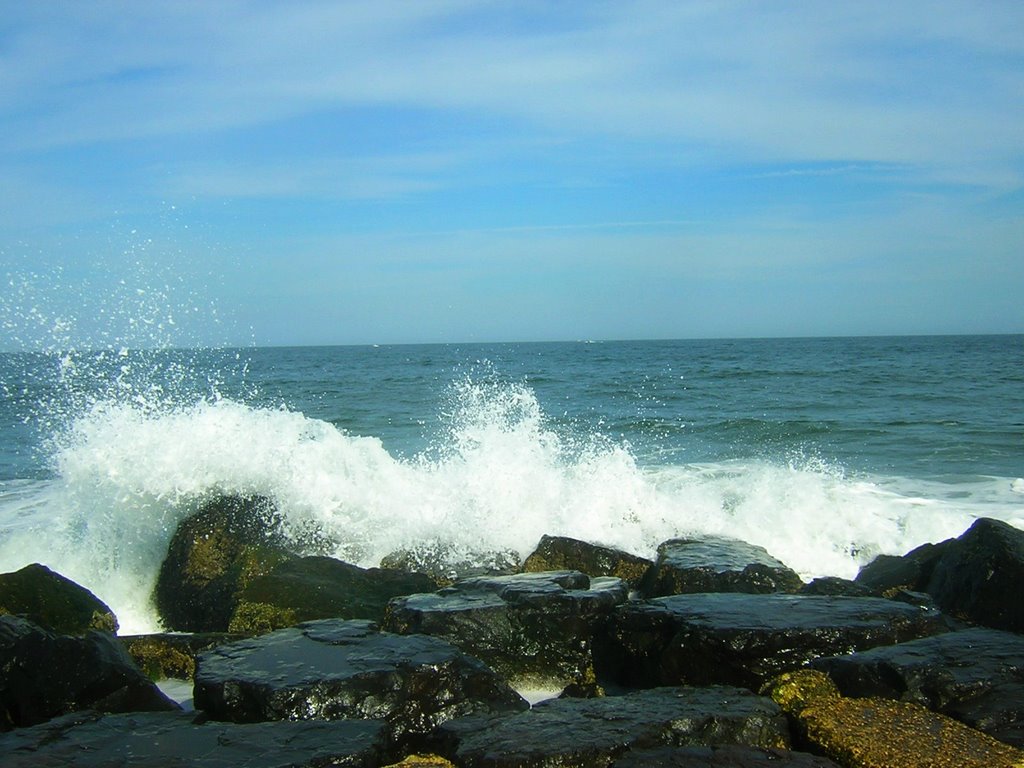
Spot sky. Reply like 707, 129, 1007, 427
1, 1, 1023, 349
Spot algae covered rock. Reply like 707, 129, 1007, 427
154, 495, 296, 632
811, 626, 1024, 746
193, 618, 527, 745
522, 534, 653, 588
0, 615, 178, 730
436, 685, 791, 767
0, 563, 117, 634
764, 669, 1024, 768
384, 570, 627, 689
610, 745, 840, 767
640, 536, 804, 598
121, 632, 241, 681
230, 555, 438, 634
0, 710, 389, 768
595, 593, 948, 691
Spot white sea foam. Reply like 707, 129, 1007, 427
0, 379, 1021, 635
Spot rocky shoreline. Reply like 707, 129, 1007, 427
2, 494, 1024, 766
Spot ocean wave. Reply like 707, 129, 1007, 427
0, 378, 1020, 635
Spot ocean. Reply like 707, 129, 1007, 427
0, 335, 1022, 634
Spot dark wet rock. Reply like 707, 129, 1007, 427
522, 534, 653, 588
0, 615, 178, 730
594, 593, 948, 691
764, 669, 1024, 768
0, 563, 117, 634
154, 494, 296, 632
855, 537, 955, 597
230, 555, 438, 634
383, 570, 628, 688
925, 518, 1024, 632
435, 686, 790, 767
0, 709, 389, 768
640, 536, 803, 598
799, 576, 874, 597
122, 632, 241, 680
380, 543, 520, 586
193, 618, 527, 746
811, 626, 1024, 746
610, 745, 840, 767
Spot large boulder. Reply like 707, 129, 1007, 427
230, 555, 438, 634
0, 563, 117, 634
153, 495, 296, 632
925, 518, 1024, 632
0, 710, 389, 768
193, 619, 527, 747
854, 540, 951, 595
0, 615, 178, 730
594, 593, 948, 691
811, 626, 1024, 746
640, 536, 803, 598
435, 686, 791, 767
383, 570, 627, 689
522, 535, 653, 589
764, 669, 1024, 768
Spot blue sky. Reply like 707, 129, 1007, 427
1, 1, 1022, 348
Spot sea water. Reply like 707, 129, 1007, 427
0, 332, 1021, 635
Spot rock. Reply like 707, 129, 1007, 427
121, 632, 241, 680
153, 495, 296, 632
799, 576, 874, 597
385, 756, 457, 767
522, 534, 653, 588
594, 593, 948, 691
0, 710, 389, 768
435, 686, 791, 767
0, 563, 117, 634
380, 542, 520, 586
925, 518, 1024, 632
811, 626, 1024, 746
854, 540, 951, 595
0, 615, 178, 730
230, 555, 438, 634
640, 536, 803, 598
193, 618, 527, 747
764, 669, 1024, 768
383, 570, 628, 689
610, 745, 840, 767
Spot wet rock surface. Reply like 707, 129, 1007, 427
193, 618, 527, 746
811, 626, 1024, 745
154, 495, 296, 632
925, 517, 1024, 632
765, 669, 1024, 768
231, 555, 438, 634
0, 710, 389, 768
0, 562, 118, 634
595, 593, 948, 690
436, 686, 790, 767
383, 570, 627, 688
640, 536, 804, 598
522, 534, 653, 588
380, 544, 520, 586
0, 615, 178, 730
122, 631, 242, 680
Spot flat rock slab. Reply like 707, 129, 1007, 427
610, 745, 840, 767
436, 686, 790, 767
812, 626, 1024, 746
595, 593, 948, 690
0, 710, 388, 768
383, 570, 627, 688
0, 615, 178, 730
640, 537, 804, 598
194, 618, 527, 743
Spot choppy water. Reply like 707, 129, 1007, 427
0, 335, 1022, 634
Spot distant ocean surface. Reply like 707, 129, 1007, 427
1, 335, 1022, 634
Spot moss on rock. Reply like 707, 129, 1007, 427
228, 601, 298, 636
765, 669, 1024, 768
0, 563, 118, 635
